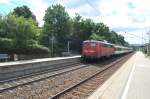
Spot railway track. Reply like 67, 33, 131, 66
0, 61, 81, 83
0, 53, 133, 99
48, 53, 133, 99
0, 65, 101, 99
0, 63, 87, 93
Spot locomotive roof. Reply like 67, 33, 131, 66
114, 45, 133, 50
83, 40, 132, 49
83, 40, 114, 46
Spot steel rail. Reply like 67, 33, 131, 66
48, 54, 131, 99
0, 62, 81, 84
0, 64, 88, 93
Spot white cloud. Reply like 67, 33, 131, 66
90, 0, 150, 44
0, 0, 10, 4
26, 0, 150, 44
28, 0, 48, 26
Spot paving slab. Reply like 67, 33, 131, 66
88, 51, 150, 99
124, 52, 150, 99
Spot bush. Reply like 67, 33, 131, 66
11, 44, 50, 55
27, 44, 50, 54
0, 38, 13, 48
0, 37, 50, 54
0, 38, 14, 53
26, 40, 50, 54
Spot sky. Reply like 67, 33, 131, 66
0, 0, 150, 44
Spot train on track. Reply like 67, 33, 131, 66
82, 40, 133, 61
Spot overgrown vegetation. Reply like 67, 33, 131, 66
0, 5, 129, 56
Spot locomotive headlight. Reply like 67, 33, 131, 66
84, 50, 95, 52
89, 50, 95, 52
84, 50, 89, 52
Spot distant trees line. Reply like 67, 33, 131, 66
0, 5, 129, 57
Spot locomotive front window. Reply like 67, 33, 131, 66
83, 42, 96, 47
83, 42, 89, 47
90, 42, 96, 47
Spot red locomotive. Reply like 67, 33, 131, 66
82, 40, 132, 61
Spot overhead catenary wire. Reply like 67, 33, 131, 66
86, 0, 101, 15
85, 0, 148, 43
125, 32, 147, 41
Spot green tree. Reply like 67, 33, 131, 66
71, 13, 82, 38
0, 14, 49, 54
108, 31, 118, 44
89, 33, 104, 40
78, 19, 95, 40
3, 15, 38, 48
93, 22, 110, 40
13, 5, 36, 20
42, 4, 71, 54
117, 35, 129, 46
70, 14, 95, 53
71, 16, 95, 41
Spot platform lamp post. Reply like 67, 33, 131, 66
142, 32, 147, 52
67, 40, 70, 53
147, 32, 150, 55
50, 18, 57, 57
142, 32, 144, 51
49, 35, 54, 57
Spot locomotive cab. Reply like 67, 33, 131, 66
82, 40, 98, 59
82, 40, 115, 61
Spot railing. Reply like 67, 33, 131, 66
0, 54, 10, 62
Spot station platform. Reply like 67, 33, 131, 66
0, 55, 81, 67
0, 56, 81, 81
88, 51, 150, 99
